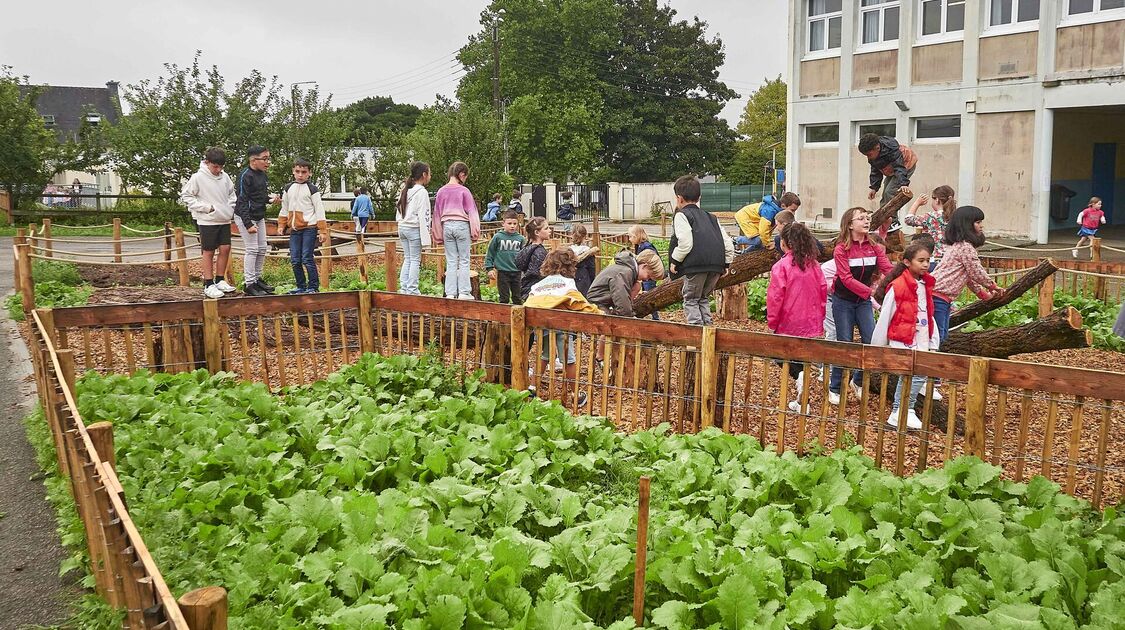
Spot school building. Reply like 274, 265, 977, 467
784, 0, 1125, 241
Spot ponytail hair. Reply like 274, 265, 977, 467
525, 216, 548, 241
447, 161, 469, 180
932, 185, 956, 222
874, 241, 932, 303
779, 222, 819, 270
397, 161, 430, 218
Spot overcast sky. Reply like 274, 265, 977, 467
2, 0, 787, 127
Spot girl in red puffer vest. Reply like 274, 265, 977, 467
871, 241, 940, 430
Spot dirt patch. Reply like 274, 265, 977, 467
87, 286, 218, 305
78, 264, 184, 288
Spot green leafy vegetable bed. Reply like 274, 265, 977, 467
65, 355, 1125, 628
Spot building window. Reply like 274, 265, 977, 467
859, 121, 897, 139
42, 115, 56, 128
805, 124, 840, 143
915, 116, 961, 140
861, 0, 901, 46
1067, 0, 1125, 16
808, 0, 842, 54
920, 0, 965, 38
988, 0, 1039, 27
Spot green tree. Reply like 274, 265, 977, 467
267, 85, 352, 192
0, 69, 103, 211
337, 138, 412, 219
725, 76, 787, 186
338, 96, 421, 145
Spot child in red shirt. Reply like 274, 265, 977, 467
1074, 197, 1106, 259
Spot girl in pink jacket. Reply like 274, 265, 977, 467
767, 222, 827, 412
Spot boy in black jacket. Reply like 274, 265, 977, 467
669, 175, 734, 326
235, 145, 276, 296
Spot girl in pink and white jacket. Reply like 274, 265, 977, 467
767, 222, 827, 412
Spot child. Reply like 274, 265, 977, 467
766, 222, 827, 412
352, 187, 374, 235
734, 192, 801, 252
508, 189, 525, 216
932, 206, 1003, 343
234, 145, 276, 296
484, 210, 526, 304
904, 185, 955, 270
524, 249, 602, 408
628, 225, 661, 319
588, 249, 665, 317
872, 241, 940, 429
1074, 197, 1106, 259
277, 158, 328, 294
859, 133, 916, 207
484, 193, 503, 222
179, 147, 237, 299
569, 225, 596, 296
669, 175, 735, 325
557, 190, 576, 221
515, 217, 551, 303
396, 161, 432, 295
432, 161, 481, 300
828, 207, 893, 405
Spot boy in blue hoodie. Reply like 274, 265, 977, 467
484, 193, 503, 222
351, 187, 373, 234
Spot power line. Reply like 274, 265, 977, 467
330, 50, 461, 93
332, 61, 464, 99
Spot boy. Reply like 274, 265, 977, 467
235, 145, 276, 296
508, 189, 525, 216
734, 192, 800, 252
180, 146, 237, 299
859, 133, 916, 236
351, 187, 373, 235
484, 193, 503, 222
771, 209, 825, 255
669, 175, 735, 326
277, 158, 328, 294
557, 190, 576, 221
484, 210, 526, 304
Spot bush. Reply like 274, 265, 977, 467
31, 259, 83, 286
5, 281, 93, 321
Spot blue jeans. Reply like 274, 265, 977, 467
442, 220, 472, 298
829, 298, 875, 393
540, 331, 577, 364
398, 226, 422, 295
892, 373, 927, 413
289, 228, 319, 291
933, 296, 952, 344
734, 236, 762, 254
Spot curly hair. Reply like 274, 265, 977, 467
780, 222, 819, 270
540, 248, 577, 278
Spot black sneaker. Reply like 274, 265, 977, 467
255, 280, 275, 294
243, 282, 265, 297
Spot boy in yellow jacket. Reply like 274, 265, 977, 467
733, 192, 801, 253
277, 158, 329, 294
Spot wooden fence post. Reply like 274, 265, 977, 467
56, 349, 77, 399
385, 241, 398, 293
965, 357, 990, 459
437, 247, 446, 288
28, 222, 37, 252
592, 214, 602, 274
632, 476, 651, 628
1091, 237, 1105, 299
356, 236, 369, 285
42, 218, 52, 258
112, 218, 122, 263
16, 243, 34, 313
202, 299, 223, 373
13, 229, 25, 294
179, 586, 229, 630
320, 240, 332, 291
699, 327, 718, 429
358, 291, 376, 355
86, 422, 117, 469
1038, 266, 1055, 318
163, 222, 173, 270
174, 228, 189, 286
510, 306, 528, 391
660, 210, 667, 238
0, 189, 10, 224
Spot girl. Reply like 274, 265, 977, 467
569, 225, 597, 296
516, 217, 551, 303
628, 225, 661, 320
904, 184, 955, 271
432, 162, 481, 300
766, 222, 827, 412
871, 241, 940, 429
395, 162, 432, 295
932, 206, 1003, 344
1074, 197, 1106, 259
829, 207, 893, 405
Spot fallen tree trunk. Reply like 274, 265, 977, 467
942, 306, 1091, 358
949, 258, 1057, 327
869, 190, 913, 257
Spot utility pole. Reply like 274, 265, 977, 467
502, 100, 510, 175
491, 20, 501, 112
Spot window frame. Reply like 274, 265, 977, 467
912, 115, 962, 143
1060, 0, 1125, 27
856, 120, 898, 142
42, 114, 56, 128
857, 0, 902, 52
805, 0, 843, 59
981, 0, 1041, 37
804, 123, 841, 145
916, 0, 967, 44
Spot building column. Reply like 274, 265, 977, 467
786, 0, 802, 218
607, 182, 624, 221
544, 182, 557, 222
896, 0, 915, 91
1033, 108, 1054, 243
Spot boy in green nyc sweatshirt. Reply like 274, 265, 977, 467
484, 210, 527, 304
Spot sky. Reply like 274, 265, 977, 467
1, 0, 788, 127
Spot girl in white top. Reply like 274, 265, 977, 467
396, 161, 432, 295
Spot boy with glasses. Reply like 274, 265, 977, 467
235, 145, 277, 296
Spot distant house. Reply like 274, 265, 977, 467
21, 81, 123, 196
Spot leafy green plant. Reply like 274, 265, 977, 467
31, 259, 83, 286
959, 290, 1123, 352
5, 281, 92, 321
745, 277, 768, 321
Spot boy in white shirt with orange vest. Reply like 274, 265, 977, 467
277, 158, 328, 294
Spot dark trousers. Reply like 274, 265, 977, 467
497, 270, 523, 304
289, 229, 319, 290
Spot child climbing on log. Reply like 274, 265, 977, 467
766, 222, 827, 412
931, 206, 1003, 344
829, 207, 893, 405
904, 185, 955, 271
872, 241, 940, 429
1074, 197, 1106, 259
628, 225, 661, 319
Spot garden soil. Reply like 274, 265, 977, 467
78, 263, 183, 287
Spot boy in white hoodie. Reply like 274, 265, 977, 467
180, 147, 237, 299
277, 158, 328, 294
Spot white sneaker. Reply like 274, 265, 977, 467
1072, 249, 1079, 258
887, 409, 923, 430
828, 391, 841, 406
554, 359, 564, 371
788, 400, 801, 412
931, 387, 943, 401
203, 284, 224, 299
849, 382, 864, 400
214, 279, 237, 293
457, 294, 475, 300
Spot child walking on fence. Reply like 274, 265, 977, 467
516, 217, 551, 303
871, 241, 940, 429
1074, 197, 1106, 259
277, 158, 328, 294
235, 145, 276, 296
766, 222, 827, 412
396, 161, 432, 295
829, 206, 893, 405
484, 210, 526, 304
628, 225, 661, 319
180, 146, 237, 299
570, 225, 596, 296
352, 187, 373, 235
904, 185, 955, 271
524, 249, 602, 408
432, 161, 481, 300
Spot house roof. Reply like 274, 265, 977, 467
19, 82, 121, 137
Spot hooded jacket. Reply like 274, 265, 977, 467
872, 271, 940, 350
587, 250, 639, 317
766, 253, 827, 338
867, 136, 917, 191
515, 242, 548, 300
524, 275, 602, 314
180, 165, 237, 226
277, 181, 327, 236
734, 195, 783, 246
